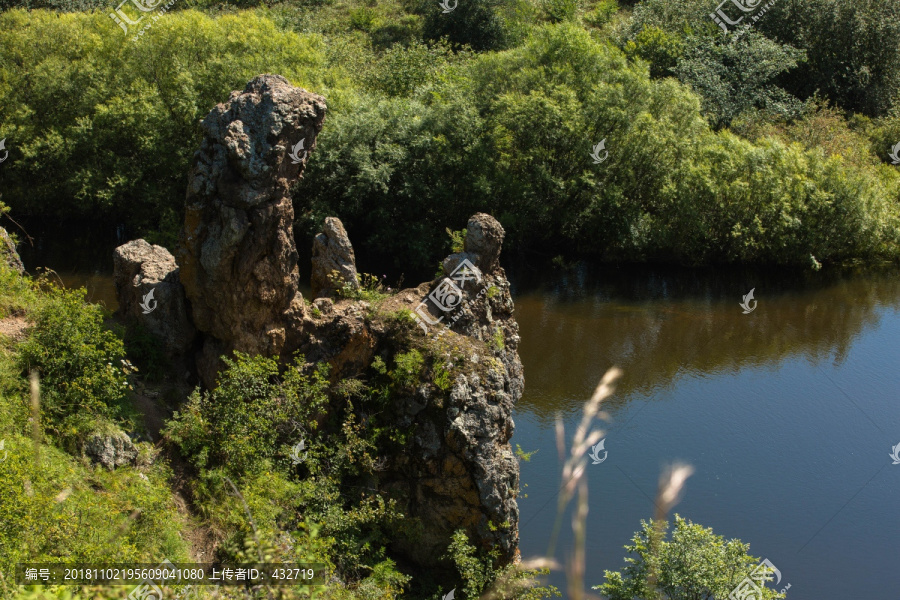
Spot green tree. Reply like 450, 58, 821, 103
673, 31, 806, 128
0, 9, 324, 243
597, 516, 785, 600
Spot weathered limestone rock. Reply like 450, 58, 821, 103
310, 217, 359, 298
437, 213, 524, 400
169, 76, 521, 569
114, 239, 196, 355
0, 226, 24, 274
179, 74, 326, 361
84, 428, 137, 470
303, 213, 522, 567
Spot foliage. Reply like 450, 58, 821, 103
622, 25, 684, 79
2, 6, 899, 269
0, 9, 324, 242
389, 349, 424, 390
164, 352, 414, 597
445, 530, 559, 600
0, 293, 188, 593
584, 0, 619, 28
16, 284, 135, 439
673, 32, 806, 128
432, 357, 452, 391
303, 22, 900, 267
759, 0, 900, 117
420, 0, 531, 51
165, 353, 329, 477
447, 227, 467, 253
596, 515, 784, 600
623, 0, 900, 118
331, 271, 393, 302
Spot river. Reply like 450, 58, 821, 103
509, 262, 900, 599
16, 226, 900, 599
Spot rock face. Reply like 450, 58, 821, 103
310, 216, 359, 298
301, 213, 522, 566
0, 226, 24, 274
84, 429, 137, 470
114, 75, 523, 571
179, 74, 326, 361
436, 213, 523, 400
114, 239, 196, 355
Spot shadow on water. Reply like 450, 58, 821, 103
505, 259, 900, 424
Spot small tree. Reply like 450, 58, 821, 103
596, 515, 785, 600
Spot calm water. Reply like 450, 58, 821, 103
18, 225, 900, 598
509, 263, 900, 599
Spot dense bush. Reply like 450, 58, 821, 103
17, 285, 135, 438
165, 352, 329, 477
0, 9, 324, 245
300, 23, 900, 267
2, 5, 899, 270
597, 516, 784, 600
420, 0, 532, 51
623, 0, 900, 118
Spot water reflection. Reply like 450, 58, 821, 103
509, 262, 900, 422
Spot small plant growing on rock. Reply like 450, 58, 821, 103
447, 227, 467, 253
390, 350, 424, 390
515, 444, 537, 462
432, 358, 452, 391
491, 325, 505, 350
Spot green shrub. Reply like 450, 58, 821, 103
17, 285, 134, 438
543, 0, 578, 23
673, 31, 806, 129
0, 9, 324, 241
445, 529, 559, 600
390, 349, 424, 390
596, 515, 784, 600
584, 0, 619, 28
165, 353, 328, 477
421, 0, 529, 51
0, 435, 188, 586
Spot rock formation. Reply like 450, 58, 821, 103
178, 74, 326, 363
84, 428, 137, 470
113, 239, 195, 355
113, 75, 523, 571
300, 213, 522, 566
310, 216, 359, 298
0, 226, 24, 274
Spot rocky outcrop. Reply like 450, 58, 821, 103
0, 226, 24, 274
114, 239, 196, 355
84, 428, 137, 470
300, 213, 522, 566
113, 75, 522, 571
179, 74, 326, 362
310, 216, 359, 298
